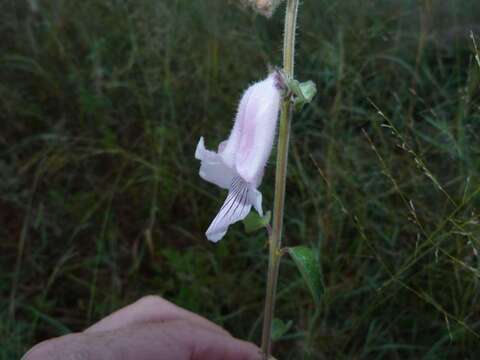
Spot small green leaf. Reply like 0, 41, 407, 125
271, 318, 293, 341
286, 78, 301, 94
286, 246, 323, 304
286, 78, 317, 111
298, 80, 317, 104
243, 211, 271, 233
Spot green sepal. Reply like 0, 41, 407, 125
243, 211, 271, 233
286, 78, 317, 111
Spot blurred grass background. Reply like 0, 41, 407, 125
1, 0, 480, 358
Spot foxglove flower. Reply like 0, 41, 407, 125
195, 73, 281, 242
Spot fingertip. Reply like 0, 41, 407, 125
227, 338, 263, 360
190, 328, 262, 360
22, 335, 80, 360
21, 340, 53, 360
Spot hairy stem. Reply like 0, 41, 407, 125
260, 0, 299, 358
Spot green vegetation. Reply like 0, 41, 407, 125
1, 0, 480, 358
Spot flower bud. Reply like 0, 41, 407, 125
241, 0, 285, 18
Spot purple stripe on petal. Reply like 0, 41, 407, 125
205, 177, 253, 242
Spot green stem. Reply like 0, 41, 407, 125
260, 0, 299, 358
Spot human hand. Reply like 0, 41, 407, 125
23, 295, 261, 360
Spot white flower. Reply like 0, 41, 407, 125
195, 73, 281, 242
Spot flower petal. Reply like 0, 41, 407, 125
235, 73, 281, 186
195, 137, 235, 190
220, 85, 256, 168
248, 187, 263, 217
205, 177, 253, 242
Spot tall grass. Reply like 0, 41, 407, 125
1, 0, 480, 358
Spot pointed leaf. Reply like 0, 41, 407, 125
271, 318, 293, 341
286, 246, 323, 304
243, 210, 271, 233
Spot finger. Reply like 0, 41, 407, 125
23, 320, 262, 360
85, 295, 229, 336
22, 333, 88, 360
185, 324, 262, 360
